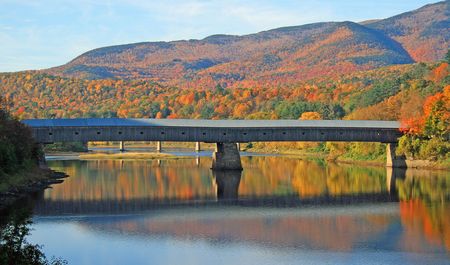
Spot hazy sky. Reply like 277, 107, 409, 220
0, 0, 441, 72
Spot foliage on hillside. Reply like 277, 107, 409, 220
366, 0, 449, 62
42, 1, 449, 85
1, 63, 446, 123
46, 21, 413, 84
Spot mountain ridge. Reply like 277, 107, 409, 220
45, 1, 449, 86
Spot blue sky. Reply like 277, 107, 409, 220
0, 0, 440, 72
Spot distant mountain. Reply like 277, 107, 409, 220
45, 1, 449, 85
366, 0, 449, 62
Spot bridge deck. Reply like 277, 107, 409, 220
22, 118, 402, 144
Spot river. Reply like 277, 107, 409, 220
1, 150, 449, 265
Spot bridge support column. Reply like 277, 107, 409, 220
195, 141, 201, 152
119, 141, 125, 152
213, 170, 242, 200
386, 143, 406, 168
236, 143, 241, 151
212, 142, 243, 170
156, 141, 162, 152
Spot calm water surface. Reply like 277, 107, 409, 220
4, 152, 450, 265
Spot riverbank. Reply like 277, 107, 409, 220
45, 142, 450, 170
79, 152, 189, 160
0, 167, 68, 210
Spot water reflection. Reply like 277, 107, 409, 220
213, 170, 242, 200
27, 156, 450, 264
34, 157, 404, 215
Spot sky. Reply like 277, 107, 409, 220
0, 0, 441, 72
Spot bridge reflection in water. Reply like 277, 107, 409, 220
33, 157, 411, 215
30, 157, 450, 256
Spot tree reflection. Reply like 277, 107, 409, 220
396, 170, 450, 251
0, 203, 66, 265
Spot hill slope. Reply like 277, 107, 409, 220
45, 1, 448, 86
48, 22, 417, 85
366, 0, 449, 62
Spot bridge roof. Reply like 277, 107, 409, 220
22, 118, 400, 129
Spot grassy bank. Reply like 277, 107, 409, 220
79, 152, 188, 160
0, 166, 52, 194
0, 166, 64, 210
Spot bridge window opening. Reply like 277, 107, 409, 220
74, 132, 79, 135
243, 132, 247, 136
377, 132, 381, 136
97, 131, 101, 135
263, 132, 267, 135
202, 132, 206, 135
48, 132, 53, 136
339, 132, 343, 135
321, 132, 325, 135
118, 131, 122, 135
223, 133, 227, 136
302, 132, 306, 135
181, 132, 185, 135
161, 132, 165, 135
140, 132, 144, 135
282, 132, 286, 135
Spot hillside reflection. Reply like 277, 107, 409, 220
43, 157, 389, 202
32, 157, 450, 254
34, 157, 402, 214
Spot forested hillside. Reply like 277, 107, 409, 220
43, 1, 449, 86
1, 62, 447, 123
366, 0, 449, 62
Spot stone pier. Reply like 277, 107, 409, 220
386, 143, 406, 168
156, 141, 162, 152
211, 142, 243, 170
195, 141, 201, 152
213, 170, 242, 200
119, 141, 125, 152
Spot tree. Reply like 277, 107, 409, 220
300, 112, 322, 120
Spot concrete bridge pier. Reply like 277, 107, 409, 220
213, 170, 242, 200
211, 142, 243, 170
156, 141, 162, 152
386, 143, 406, 168
195, 141, 201, 152
119, 141, 125, 152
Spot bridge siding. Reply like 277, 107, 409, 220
31, 126, 401, 143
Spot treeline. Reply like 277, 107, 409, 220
0, 97, 41, 178
0, 63, 446, 122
